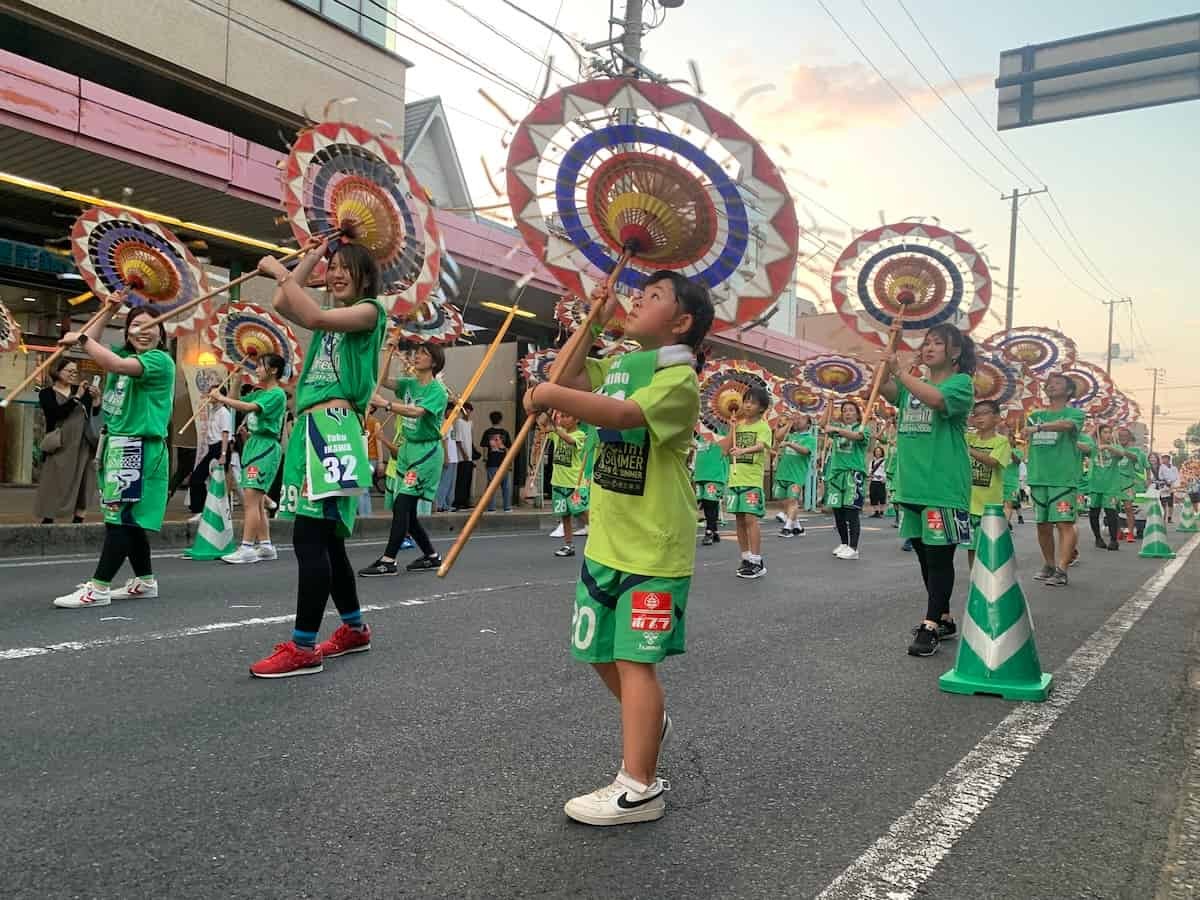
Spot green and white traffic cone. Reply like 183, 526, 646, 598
183, 463, 237, 561
940, 504, 1053, 702
1178, 502, 1199, 533
1138, 497, 1176, 558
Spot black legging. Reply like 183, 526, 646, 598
911, 539, 956, 621
1089, 507, 1120, 544
700, 499, 720, 533
833, 507, 861, 548
293, 516, 360, 635
94, 523, 153, 583
384, 493, 437, 560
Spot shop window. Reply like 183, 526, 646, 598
287, 0, 394, 50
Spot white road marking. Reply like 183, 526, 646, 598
817, 533, 1200, 900
0, 580, 571, 663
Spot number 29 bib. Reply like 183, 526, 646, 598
302, 408, 369, 500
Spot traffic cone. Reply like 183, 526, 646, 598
1178, 502, 1199, 533
1138, 497, 1176, 559
940, 504, 1053, 702
182, 463, 237, 561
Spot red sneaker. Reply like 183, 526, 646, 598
318, 624, 372, 658
249, 642, 323, 678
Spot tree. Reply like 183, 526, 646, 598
1188, 422, 1200, 448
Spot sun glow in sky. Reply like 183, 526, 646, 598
394, 0, 1200, 446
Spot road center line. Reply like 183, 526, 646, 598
0, 580, 572, 662
817, 533, 1200, 900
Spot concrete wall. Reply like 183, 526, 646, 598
11, 0, 408, 129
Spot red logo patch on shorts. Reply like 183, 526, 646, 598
246, 466, 260, 479
705, 483, 718, 497
630, 591, 673, 632
403, 469, 418, 487
1057, 500, 1072, 513
925, 509, 945, 533
571, 491, 581, 504
747, 490, 760, 505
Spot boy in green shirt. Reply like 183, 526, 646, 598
966, 400, 1012, 568
823, 400, 870, 560
773, 413, 814, 538
1024, 373, 1086, 586
1113, 426, 1148, 542
545, 411, 588, 558
1086, 423, 1122, 550
693, 430, 729, 545
722, 384, 773, 578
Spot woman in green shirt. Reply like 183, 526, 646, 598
250, 238, 387, 678
54, 296, 175, 609
1086, 423, 1122, 550
209, 353, 289, 565
823, 400, 870, 559
879, 323, 977, 658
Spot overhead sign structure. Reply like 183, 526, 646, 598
996, 13, 1200, 130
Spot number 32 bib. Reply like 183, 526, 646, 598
302, 408, 369, 499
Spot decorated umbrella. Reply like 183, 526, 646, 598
506, 78, 799, 333
973, 351, 1037, 413
70, 206, 211, 337
696, 359, 776, 439
774, 374, 826, 421
203, 303, 302, 383
830, 222, 992, 351
799, 353, 872, 400
0, 300, 22, 353
981, 325, 1078, 377
554, 294, 633, 356
282, 121, 442, 313
393, 303, 464, 346
1063, 360, 1115, 413
518, 348, 558, 385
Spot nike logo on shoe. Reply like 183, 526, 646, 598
616, 790, 662, 810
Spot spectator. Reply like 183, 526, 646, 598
188, 387, 233, 521
34, 358, 100, 523
479, 410, 513, 512
436, 407, 459, 512
1154, 452, 1180, 523
453, 402, 476, 510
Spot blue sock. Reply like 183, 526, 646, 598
292, 629, 318, 649
340, 609, 367, 633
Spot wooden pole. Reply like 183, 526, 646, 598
862, 301, 911, 424
439, 302, 519, 439
438, 250, 633, 577
0, 305, 111, 408
177, 366, 239, 436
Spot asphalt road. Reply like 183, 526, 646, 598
3, 516, 1199, 899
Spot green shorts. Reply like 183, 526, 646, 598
968, 514, 983, 551
823, 469, 865, 510
1005, 485, 1022, 505
1115, 484, 1136, 504
100, 437, 169, 532
695, 481, 725, 502
773, 480, 804, 501
726, 484, 766, 517
1087, 492, 1117, 511
571, 557, 690, 664
552, 484, 590, 516
1030, 485, 1077, 524
898, 504, 971, 546
278, 410, 370, 538
240, 435, 281, 492
393, 439, 444, 502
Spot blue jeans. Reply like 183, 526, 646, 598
486, 466, 512, 511
435, 464, 457, 510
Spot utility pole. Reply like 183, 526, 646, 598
1101, 297, 1133, 374
1146, 367, 1165, 452
1000, 186, 1049, 332
621, 0, 643, 73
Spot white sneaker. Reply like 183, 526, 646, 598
832, 543, 848, 556
574, 524, 588, 535
54, 582, 111, 608
222, 545, 260, 565
110, 577, 159, 599
187, 513, 202, 524
264, 497, 278, 512
550, 523, 565, 539
835, 546, 860, 560
256, 543, 279, 561
775, 511, 788, 524
563, 769, 668, 826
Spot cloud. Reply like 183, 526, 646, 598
748, 61, 993, 134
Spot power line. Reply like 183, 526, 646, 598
814, 0, 1004, 194
860, 0, 1031, 189
1017, 215, 1111, 302
1030, 196, 1116, 300
441, 0, 577, 84
1044, 190, 1125, 296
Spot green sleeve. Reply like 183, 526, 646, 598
134, 349, 174, 389
259, 388, 287, 421
630, 365, 698, 450
584, 356, 616, 391
1065, 407, 1085, 433
992, 437, 1013, 469
938, 372, 974, 419
862, 424, 872, 442
760, 421, 774, 448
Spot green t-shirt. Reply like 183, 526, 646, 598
584, 350, 700, 578
1026, 406, 1086, 487
293, 298, 386, 412
1090, 443, 1122, 494
1002, 446, 1023, 494
1115, 445, 1148, 489
394, 376, 448, 444
1077, 433, 1097, 491
692, 436, 729, 484
893, 372, 974, 510
100, 347, 175, 438
968, 432, 1013, 516
243, 386, 287, 440
727, 418, 774, 489
776, 430, 816, 484
827, 423, 870, 475
582, 425, 598, 482
550, 428, 587, 488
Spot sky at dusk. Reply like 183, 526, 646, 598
389, 0, 1200, 447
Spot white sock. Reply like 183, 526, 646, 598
741, 551, 751, 561
786, 520, 796, 530
749, 554, 762, 564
